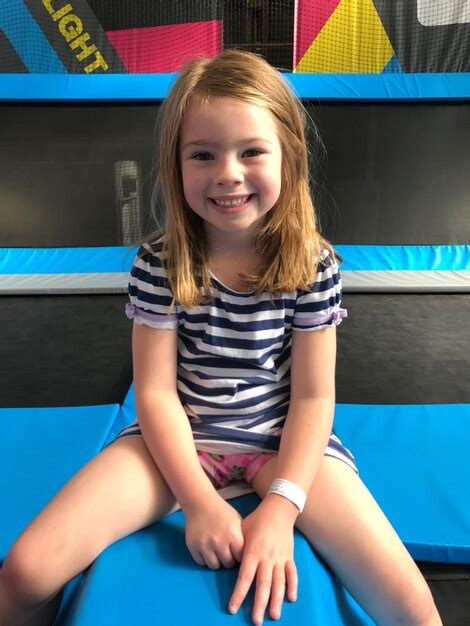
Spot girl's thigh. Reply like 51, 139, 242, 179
251, 455, 438, 626
6, 435, 176, 596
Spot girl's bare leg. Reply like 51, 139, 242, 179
0, 435, 176, 626
252, 455, 442, 626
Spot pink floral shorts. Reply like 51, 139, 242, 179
197, 451, 275, 488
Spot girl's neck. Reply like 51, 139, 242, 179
205, 227, 258, 258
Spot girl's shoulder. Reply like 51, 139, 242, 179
316, 246, 337, 273
295, 246, 341, 295
137, 234, 166, 263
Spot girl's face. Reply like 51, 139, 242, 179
179, 96, 282, 249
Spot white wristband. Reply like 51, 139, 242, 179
267, 478, 307, 513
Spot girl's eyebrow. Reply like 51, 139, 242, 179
182, 137, 273, 149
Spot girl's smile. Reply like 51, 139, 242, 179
180, 96, 282, 250
210, 193, 254, 212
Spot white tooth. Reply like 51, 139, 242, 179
214, 195, 248, 207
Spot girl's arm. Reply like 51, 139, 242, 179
230, 326, 337, 625
133, 323, 244, 569
267, 324, 337, 497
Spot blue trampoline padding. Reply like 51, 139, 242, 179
102, 385, 136, 448
0, 404, 120, 559
0, 247, 137, 274
336, 245, 470, 271
1, 245, 469, 274
1, 72, 470, 101
108, 386, 470, 564
64, 493, 373, 626
334, 404, 470, 563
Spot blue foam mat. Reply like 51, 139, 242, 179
1, 73, 470, 101
334, 404, 470, 563
3, 397, 468, 624
64, 494, 373, 626
1, 404, 120, 558
102, 384, 138, 448
110, 387, 470, 563
2, 245, 469, 274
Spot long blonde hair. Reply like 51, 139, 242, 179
145, 49, 340, 312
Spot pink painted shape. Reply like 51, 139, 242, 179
107, 20, 223, 73
294, 0, 341, 68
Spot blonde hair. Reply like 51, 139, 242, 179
145, 49, 340, 311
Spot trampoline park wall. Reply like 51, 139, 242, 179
0, 1, 469, 625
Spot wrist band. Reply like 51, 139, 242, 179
267, 478, 307, 513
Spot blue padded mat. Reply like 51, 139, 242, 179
2, 244, 468, 274
334, 403, 470, 563
108, 388, 470, 563
1, 404, 120, 558
64, 494, 373, 626
4, 398, 467, 624
102, 384, 137, 448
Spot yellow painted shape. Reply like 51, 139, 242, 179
296, 0, 394, 73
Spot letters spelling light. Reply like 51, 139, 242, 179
42, 0, 109, 73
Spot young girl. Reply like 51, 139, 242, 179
0, 50, 441, 626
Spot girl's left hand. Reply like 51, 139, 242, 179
228, 495, 299, 625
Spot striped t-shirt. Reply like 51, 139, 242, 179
117, 237, 357, 472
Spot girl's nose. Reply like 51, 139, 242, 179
215, 156, 244, 186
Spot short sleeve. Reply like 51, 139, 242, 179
124, 242, 178, 330
292, 249, 347, 332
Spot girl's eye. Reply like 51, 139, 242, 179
244, 149, 262, 157
192, 152, 213, 161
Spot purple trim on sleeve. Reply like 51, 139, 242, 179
294, 307, 348, 328
125, 302, 177, 324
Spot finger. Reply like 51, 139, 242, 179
189, 548, 205, 567
230, 534, 245, 562
252, 563, 272, 626
218, 546, 236, 569
285, 559, 298, 602
202, 551, 221, 570
199, 546, 220, 569
228, 555, 257, 614
269, 563, 286, 620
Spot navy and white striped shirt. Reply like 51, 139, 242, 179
120, 237, 356, 470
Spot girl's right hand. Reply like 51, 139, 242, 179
184, 494, 245, 569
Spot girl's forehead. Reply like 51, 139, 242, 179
181, 96, 279, 137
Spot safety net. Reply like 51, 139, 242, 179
1, 0, 469, 75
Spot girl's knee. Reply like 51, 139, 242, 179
2, 548, 37, 606
2, 533, 54, 604
1, 526, 77, 605
391, 579, 441, 626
